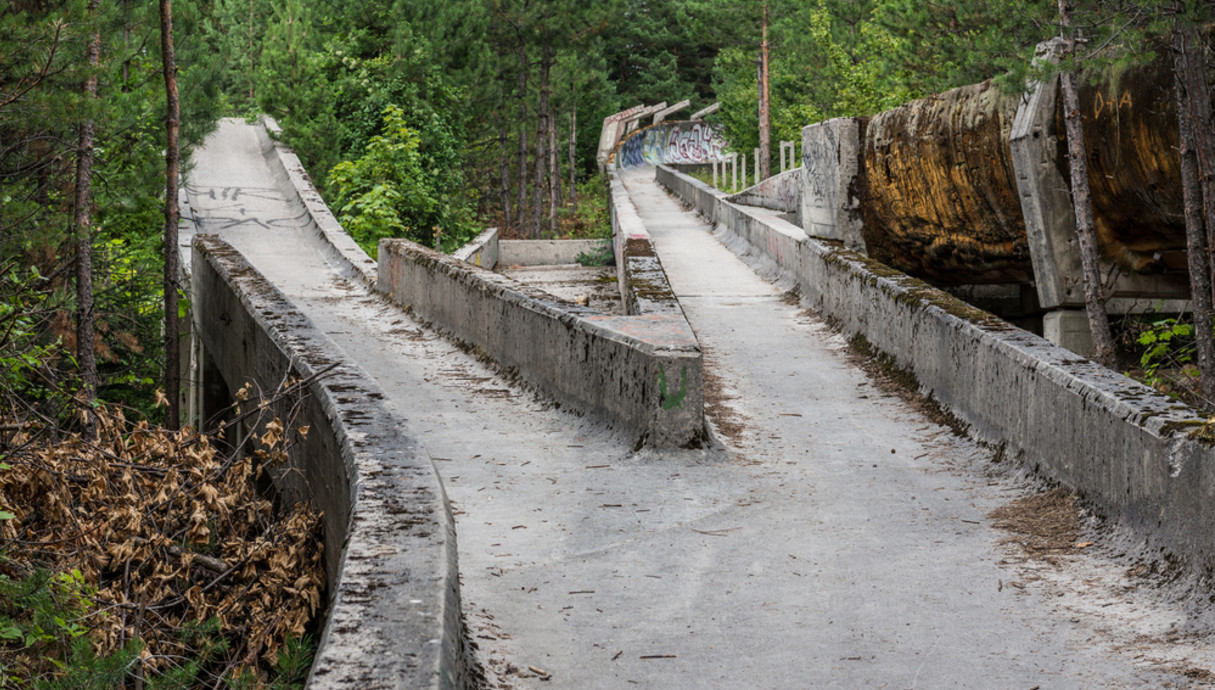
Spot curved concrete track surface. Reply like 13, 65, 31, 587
186, 120, 1213, 688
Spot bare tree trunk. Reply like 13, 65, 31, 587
516, 43, 528, 231
549, 103, 559, 232
758, 0, 771, 180
74, 0, 101, 431
499, 124, 512, 232
532, 45, 552, 238
1174, 11, 1215, 402
161, 0, 181, 429
569, 104, 577, 208
1057, 0, 1115, 367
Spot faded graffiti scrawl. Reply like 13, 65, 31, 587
615, 122, 728, 168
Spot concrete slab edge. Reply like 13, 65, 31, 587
377, 238, 705, 448
191, 236, 471, 689
256, 117, 380, 290
656, 165, 1215, 572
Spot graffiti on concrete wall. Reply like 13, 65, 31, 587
615, 122, 728, 168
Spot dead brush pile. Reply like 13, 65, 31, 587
0, 398, 325, 687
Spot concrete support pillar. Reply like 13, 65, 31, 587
1044, 310, 1094, 358
1010, 39, 1187, 349
731, 153, 739, 193
754, 148, 760, 182
741, 152, 747, 190
800, 118, 866, 251
712, 159, 718, 188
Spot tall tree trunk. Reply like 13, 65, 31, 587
1057, 0, 1115, 367
1166, 13, 1215, 400
1175, 19, 1215, 294
549, 102, 559, 232
161, 0, 181, 429
516, 43, 528, 231
758, 0, 771, 180
533, 45, 552, 238
1174, 11, 1215, 402
499, 124, 512, 232
74, 0, 101, 432
569, 103, 577, 208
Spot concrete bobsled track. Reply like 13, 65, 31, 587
183, 117, 1215, 687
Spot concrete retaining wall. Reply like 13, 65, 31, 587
657, 164, 1215, 572
377, 239, 704, 447
192, 236, 469, 689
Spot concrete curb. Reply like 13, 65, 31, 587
192, 236, 470, 689
377, 238, 705, 447
657, 164, 1215, 572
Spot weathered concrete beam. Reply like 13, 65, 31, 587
653, 99, 691, 124
690, 102, 719, 120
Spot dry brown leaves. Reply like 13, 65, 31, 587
0, 403, 324, 682
988, 487, 1081, 563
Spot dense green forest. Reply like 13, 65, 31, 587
0, 0, 1210, 686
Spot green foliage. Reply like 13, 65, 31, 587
575, 241, 614, 267
330, 105, 478, 255
1136, 315, 1196, 393
0, 567, 139, 688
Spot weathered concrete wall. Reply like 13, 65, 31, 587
861, 80, 1031, 285
614, 121, 728, 169
727, 166, 803, 218
453, 227, 499, 269
377, 239, 704, 447
191, 236, 469, 689
658, 164, 1215, 573
499, 239, 606, 267
801, 118, 866, 251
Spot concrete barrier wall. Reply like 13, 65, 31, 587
192, 236, 469, 689
377, 239, 704, 447
608, 171, 687, 318
656, 164, 1215, 571
453, 227, 500, 269
499, 239, 605, 267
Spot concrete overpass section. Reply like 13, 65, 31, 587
185, 119, 1214, 687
